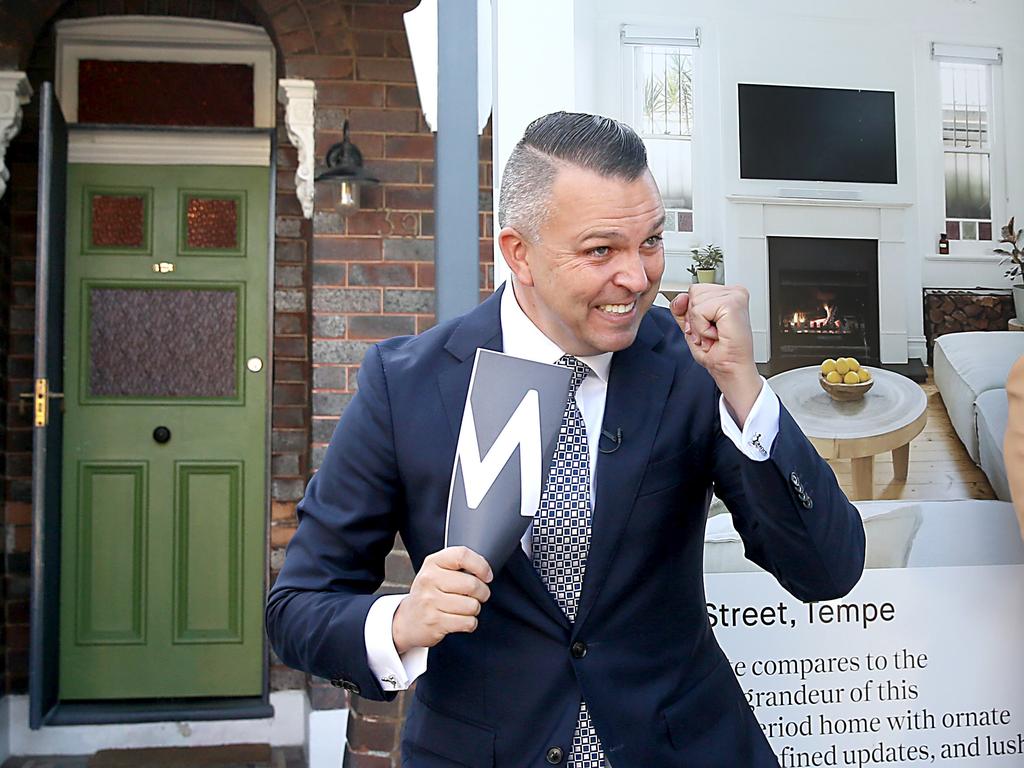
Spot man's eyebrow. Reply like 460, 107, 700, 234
578, 230, 627, 243
578, 215, 667, 243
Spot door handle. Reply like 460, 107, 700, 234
19, 379, 64, 425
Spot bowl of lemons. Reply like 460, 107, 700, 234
819, 357, 873, 401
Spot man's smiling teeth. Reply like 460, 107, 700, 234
598, 301, 636, 314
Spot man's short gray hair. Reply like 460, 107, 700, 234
498, 111, 649, 241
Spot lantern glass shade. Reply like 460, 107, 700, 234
336, 180, 360, 216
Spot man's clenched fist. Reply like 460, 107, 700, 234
671, 283, 763, 426
392, 546, 493, 654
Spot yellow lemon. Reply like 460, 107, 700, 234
847, 357, 860, 372
844, 371, 860, 384
836, 359, 850, 375
826, 371, 842, 384
821, 358, 837, 374
858, 368, 871, 382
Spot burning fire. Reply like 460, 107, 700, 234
787, 303, 843, 332
809, 303, 837, 328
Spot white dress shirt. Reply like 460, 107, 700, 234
363, 284, 782, 692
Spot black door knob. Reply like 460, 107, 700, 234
153, 426, 171, 444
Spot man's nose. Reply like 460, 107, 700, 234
616, 250, 650, 293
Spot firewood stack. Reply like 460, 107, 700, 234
923, 290, 1015, 364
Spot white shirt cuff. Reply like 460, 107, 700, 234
364, 593, 429, 692
718, 377, 780, 462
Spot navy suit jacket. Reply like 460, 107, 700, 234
266, 286, 865, 767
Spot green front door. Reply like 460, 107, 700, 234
59, 164, 269, 699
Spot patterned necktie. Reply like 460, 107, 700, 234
532, 355, 604, 768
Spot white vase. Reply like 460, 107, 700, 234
1013, 284, 1024, 321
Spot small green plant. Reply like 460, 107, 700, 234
994, 217, 1024, 284
687, 244, 724, 280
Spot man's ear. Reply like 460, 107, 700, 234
498, 226, 535, 287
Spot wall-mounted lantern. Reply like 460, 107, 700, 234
315, 119, 379, 216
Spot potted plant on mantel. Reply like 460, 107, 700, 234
994, 217, 1024, 321
687, 244, 724, 284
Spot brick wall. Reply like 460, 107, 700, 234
0, 183, 10, 695
3, 128, 36, 694
263, 4, 494, 764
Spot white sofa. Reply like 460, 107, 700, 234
932, 331, 1024, 500
704, 499, 1024, 572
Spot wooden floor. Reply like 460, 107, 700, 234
825, 370, 997, 502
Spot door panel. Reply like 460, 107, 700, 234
75, 462, 147, 646
60, 164, 269, 700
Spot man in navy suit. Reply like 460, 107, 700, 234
266, 112, 865, 767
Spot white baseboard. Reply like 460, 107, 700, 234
4, 691, 310, 756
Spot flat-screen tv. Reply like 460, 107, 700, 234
738, 84, 897, 184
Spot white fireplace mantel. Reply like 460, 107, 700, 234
725, 195, 917, 366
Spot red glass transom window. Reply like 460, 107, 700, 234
78, 60, 254, 127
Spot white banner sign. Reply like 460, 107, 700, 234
706, 566, 1024, 767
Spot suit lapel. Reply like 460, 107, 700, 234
574, 317, 675, 633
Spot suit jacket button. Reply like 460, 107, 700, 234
329, 679, 344, 688
546, 746, 564, 764
341, 681, 361, 695
802, 496, 814, 509
789, 471, 803, 490
571, 641, 588, 659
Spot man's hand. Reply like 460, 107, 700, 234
671, 284, 763, 426
392, 546, 493, 655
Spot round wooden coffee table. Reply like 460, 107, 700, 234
767, 366, 928, 500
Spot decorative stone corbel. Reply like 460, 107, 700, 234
0, 72, 32, 201
277, 78, 317, 219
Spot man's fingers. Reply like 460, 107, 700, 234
670, 292, 689, 317
435, 592, 483, 617
433, 545, 494, 583
433, 568, 491, 603
440, 613, 479, 635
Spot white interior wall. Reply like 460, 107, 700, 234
564, 0, 1024, 334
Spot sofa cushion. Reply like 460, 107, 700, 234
976, 388, 1010, 501
933, 331, 1024, 462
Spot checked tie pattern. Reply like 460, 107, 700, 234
532, 355, 604, 768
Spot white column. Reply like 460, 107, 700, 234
490, 0, 576, 287
277, 78, 317, 219
0, 72, 33, 201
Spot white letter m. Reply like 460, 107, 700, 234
455, 389, 542, 518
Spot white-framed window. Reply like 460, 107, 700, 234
621, 25, 700, 252
932, 43, 1004, 244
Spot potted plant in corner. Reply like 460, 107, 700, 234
687, 244, 724, 284
994, 217, 1024, 321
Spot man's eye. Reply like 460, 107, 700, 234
644, 235, 664, 248
588, 246, 611, 257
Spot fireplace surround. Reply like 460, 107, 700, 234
726, 195, 921, 376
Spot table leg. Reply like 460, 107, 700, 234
892, 442, 910, 482
851, 456, 875, 500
